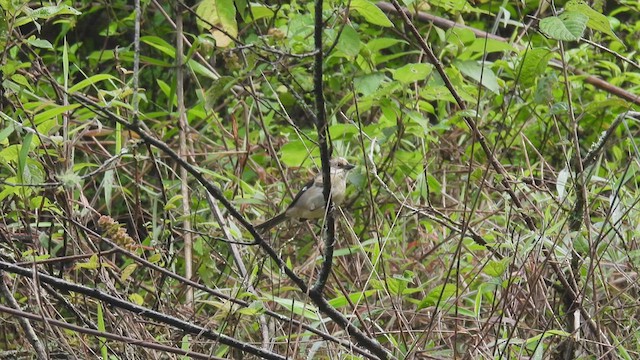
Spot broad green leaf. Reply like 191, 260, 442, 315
141, 36, 176, 57
280, 139, 317, 166
30, 196, 60, 214
350, 0, 393, 27
354, 72, 386, 96
128, 293, 144, 306
180, 335, 191, 355
419, 283, 458, 309
518, 47, 554, 88
565, 0, 622, 44
120, 263, 137, 282
461, 38, 516, 58
455, 60, 500, 94
393, 63, 433, 84
187, 58, 219, 80
248, 4, 274, 22
75, 254, 100, 270
483, 258, 509, 277
539, 11, 588, 41
28, 5, 81, 18
335, 25, 361, 58
148, 253, 162, 263
26, 36, 52, 49
0, 121, 15, 143
196, 0, 238, 47
366, 38, 407, 53
524, 329, 570, 346
10, 74, 33, 92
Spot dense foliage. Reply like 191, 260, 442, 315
1, 0, 639, 358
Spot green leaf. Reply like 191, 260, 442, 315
68, 74, 119, 93
335, 25, 361, 58
518, 47, 554, 88
26, 36, 52, 49
483, 258, 509, 277
28, 5, 81, 18
75, 254, 100, 270
148, 253, 163, 264
539, 11, 588, 41
17, 132, 32, 183
187, 58, 219, 80
10, 74, 33, 92
120, 264, 137, 282
280, 139, 318, 166
196, 0, 238, 47
419, 283, 457, 309
565, 0, 623, 44
272, 297, 321, 321
141, 36, 176, 57
248, 4, 274, 22
455, 60, 500, 94
128, 293, 144, 306
461, 38, 516, 58
393, 63, 433, 84
354, 72, 386, 96
328, 290, 376, 308
350, 0, 393, 27
33, 104, 80, 125
97, 302, 108, 359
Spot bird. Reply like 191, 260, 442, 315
255, 157, 355, 232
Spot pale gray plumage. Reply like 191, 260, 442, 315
255, 158, 355, 231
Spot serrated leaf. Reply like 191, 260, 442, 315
565, 0, 622, 44
350, 0, 393, 27
539, 11, 588, 41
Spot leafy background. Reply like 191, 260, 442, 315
1, 0, 639, 358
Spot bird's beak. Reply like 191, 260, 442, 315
345, 163, 355, 170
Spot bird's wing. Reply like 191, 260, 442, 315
289, 178, 326, 210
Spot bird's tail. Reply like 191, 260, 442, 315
255, 212, 287, 232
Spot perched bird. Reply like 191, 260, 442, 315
255, 158, 355, 231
